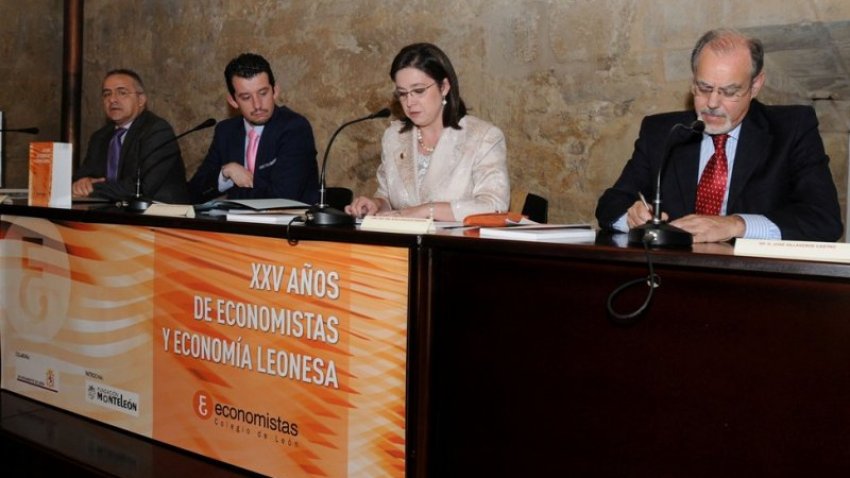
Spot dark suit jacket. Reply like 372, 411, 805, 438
75, 109, 190, 203
595, 100, 842, 241
187, 105, 319, 204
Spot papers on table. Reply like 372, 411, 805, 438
225, 209, 306, 224
195, 197, 310, 211
0, 189, 28, 204
144, 204, 196, 218
479, 224, 596, 242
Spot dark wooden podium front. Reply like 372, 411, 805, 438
420, 233, 850, 477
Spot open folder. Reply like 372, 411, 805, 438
195, 198, 310, 211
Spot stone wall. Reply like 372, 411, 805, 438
2, 0, 849, 228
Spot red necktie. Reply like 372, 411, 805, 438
695, 134, 729, 215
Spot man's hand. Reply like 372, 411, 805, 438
670, 214, 746, 243
626, 200, 668, 228
221, 162, 253, 188
72, 177, 105, 197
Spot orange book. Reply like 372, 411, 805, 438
28, 142, 72, 207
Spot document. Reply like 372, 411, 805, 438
195, 197, 310, 211
479, 224, 596, 242
225, 209, 306, 224
0, 188, 28, 202
144, 204, 196, 218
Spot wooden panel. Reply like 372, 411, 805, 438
425, 243, 850, 477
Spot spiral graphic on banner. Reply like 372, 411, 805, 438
1, 215, 71, 342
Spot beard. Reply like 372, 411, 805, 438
698, 108, 734, 135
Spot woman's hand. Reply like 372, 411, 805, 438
345, 196, 381, 218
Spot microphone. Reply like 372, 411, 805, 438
305, 107, 391, 226
125, 118, 217, 213
628, 119, 705, 247
0, 127, 39, 134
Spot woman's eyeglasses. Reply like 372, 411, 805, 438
393, 83, 436, 102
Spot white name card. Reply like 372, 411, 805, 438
734, 238, 850, 264
360, 215, 433, 234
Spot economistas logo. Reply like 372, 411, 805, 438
193, 390, 299, 436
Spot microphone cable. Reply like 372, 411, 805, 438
285, 214, 308, 246
606, 233, 661, 325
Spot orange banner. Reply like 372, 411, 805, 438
0, 216, 409, 477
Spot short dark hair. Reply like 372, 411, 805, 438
691, 28, 764, 80
390, 43, 467, 132
104, 68, 145, 92
224, 53, 276, 96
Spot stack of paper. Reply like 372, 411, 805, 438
144, 204, 196, 218
225, 210, 305, 224
479, 224, 596, 242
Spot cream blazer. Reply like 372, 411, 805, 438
375, 115, 510, 221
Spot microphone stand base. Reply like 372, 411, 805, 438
305, 205, 355, 226
629, 222, 693, 248
125, 197, 153, 213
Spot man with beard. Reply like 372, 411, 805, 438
188, 53, 319, 203
595, 29, 842, 243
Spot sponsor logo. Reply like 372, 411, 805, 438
85, 381, 140, 417
14, 351, 60, 393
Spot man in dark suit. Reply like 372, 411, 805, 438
596, 29, 842, 243
187, 53, 319, 204
73, 69, 190, 204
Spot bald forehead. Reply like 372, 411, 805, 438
706, 33, 749, 56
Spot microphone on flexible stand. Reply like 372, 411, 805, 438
628, 119, 705, 248
0, 127, 40, 134
124, 118, 217, 213
305, 107, 391, 226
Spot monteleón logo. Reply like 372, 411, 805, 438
85, 381, 140, 417
193, 390, 298, 436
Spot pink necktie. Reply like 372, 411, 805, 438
246, 128, 259, 172
695, 134, 729, 215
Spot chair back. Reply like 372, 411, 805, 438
521, 193, 549, 223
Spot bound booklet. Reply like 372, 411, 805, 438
479, 224, 596, 242
28, 142, 72, 208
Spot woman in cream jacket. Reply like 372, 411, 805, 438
346, 43, 509, 222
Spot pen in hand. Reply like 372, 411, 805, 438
638, 192, 653, 213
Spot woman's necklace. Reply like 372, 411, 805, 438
416, 128, 436, 154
